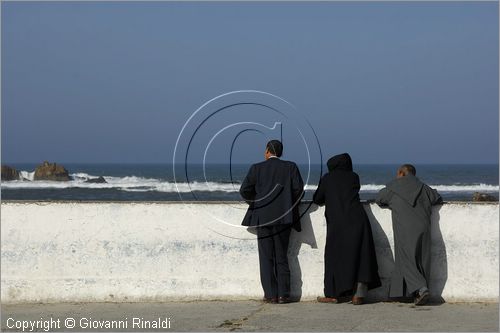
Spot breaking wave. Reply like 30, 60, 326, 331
2, 171, 498, 193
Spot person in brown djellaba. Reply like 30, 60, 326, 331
313, 153, 381, 305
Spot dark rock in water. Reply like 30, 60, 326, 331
85, 176, 107, 184
1, 165, 20, 181
34, 161, 70, 181
472, 192, 498, 202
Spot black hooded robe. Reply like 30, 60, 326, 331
375, 174, 442, 297
313, 153, 381, 298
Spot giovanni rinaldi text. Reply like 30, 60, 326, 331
5, 316, 172, 331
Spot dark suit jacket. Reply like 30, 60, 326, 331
239, 157, 304, 231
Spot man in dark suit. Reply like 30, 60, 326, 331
240, 140, 304, 304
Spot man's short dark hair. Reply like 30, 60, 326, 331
266, 140, 283, 157
399, 164, 416, 176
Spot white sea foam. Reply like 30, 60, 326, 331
1, 171, 498, 194
432, 184, 499, 192
19, 170, 35, 181
359, 184, 500, 193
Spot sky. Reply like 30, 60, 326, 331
2, 2, 498, 164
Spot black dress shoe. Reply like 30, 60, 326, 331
262, 297, 277, 304
278, 297, 291, 304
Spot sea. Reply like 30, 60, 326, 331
1, 163, 498, 202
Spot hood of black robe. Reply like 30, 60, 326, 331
386, 174, 424, 207
327, 153, 353, 172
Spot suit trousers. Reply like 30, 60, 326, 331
256, 224, 292, 298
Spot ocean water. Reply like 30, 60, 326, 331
1, 163, 498, 202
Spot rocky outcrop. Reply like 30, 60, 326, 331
34, 161, 70, 181
1, 165, 20, 181
85, 176, 107, 184
472, 192, 498, 202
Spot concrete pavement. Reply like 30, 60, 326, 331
1, 301, 498, 332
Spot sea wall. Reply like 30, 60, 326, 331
1, 201, 498, 303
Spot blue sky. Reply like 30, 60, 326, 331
2, 2, 498, 164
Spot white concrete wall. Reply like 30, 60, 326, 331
1, 201, 498, 303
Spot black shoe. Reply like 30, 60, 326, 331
262, 297, 277, 304
278, 297, 291, 304
414, 290, 430, 306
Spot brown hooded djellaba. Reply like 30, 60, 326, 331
313, 153, 381, 298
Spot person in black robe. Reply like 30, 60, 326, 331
240, 140, 304, 304
313, 153, 381, 305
